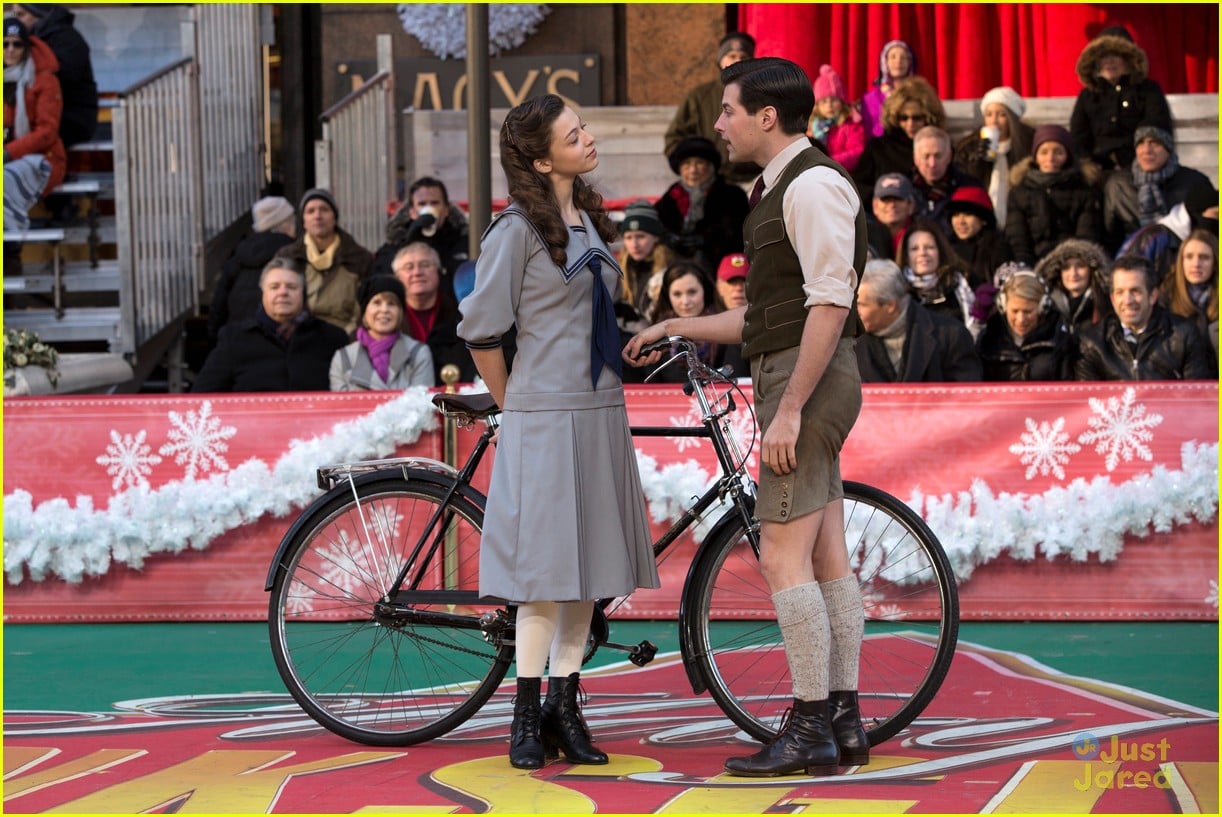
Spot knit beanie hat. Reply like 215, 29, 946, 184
876, 39, 916, 84
1134, 125, 1174, 152
299, 188, 339, 220
813, 65, 847, 103
3, 17, 29, 45
618, 200, 665, 237
980, 86, 1026, 119
946, 185, 996, 228
717, 32, 754, 63
358, 275, 406, 316
251, 196, 295, 233
668, 136, 721, 174
1032, 124, 1074, 160
14, 4, 54, 18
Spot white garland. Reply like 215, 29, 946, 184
397, 4, 551, 60
3, 388, 1217, 586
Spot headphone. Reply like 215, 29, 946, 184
994, 268, 1052, 314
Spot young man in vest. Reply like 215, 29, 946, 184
625, 57, 868, 777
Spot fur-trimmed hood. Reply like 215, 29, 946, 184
1076, 34, 1149, 87
1034, 238, 1110, 287
1009, 155, 1103, 188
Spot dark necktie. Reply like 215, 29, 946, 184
748, 177, 765, 210
588, 256, 623, 388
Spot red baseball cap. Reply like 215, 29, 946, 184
717, 253, 749, 282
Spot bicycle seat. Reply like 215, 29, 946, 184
432, 391, 500, 420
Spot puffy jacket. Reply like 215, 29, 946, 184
1075, 307, 1215, 380
208, 230, 296, 342
656, 176, 748, 274
977, 310, 1074, 381
3, 35, 66, 194
1069, 33, 1172, 170
1005, 157, 1104, 266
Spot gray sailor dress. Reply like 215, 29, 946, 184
457, 205, 660, 603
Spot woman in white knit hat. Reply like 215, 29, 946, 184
953, 86, 1034, 227
207, 196, 297, 344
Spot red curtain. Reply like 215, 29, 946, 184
739, 3, 1218, 101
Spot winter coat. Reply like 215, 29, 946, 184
27, 5, 97, 147
1005, 157, 1104, 266
1102, 165, 1217, 254
371, 208, 471, 298
852, 127, 914, 206
1069, 34, 1172, 170
207, 230, 295, 342
192, 310, 349, 393
821, 117, 867, 173
1074, 306, 1215, 381
277, 227, 374, 335
953, 119, 1035, 190
329, 334, 435, 391
1034, 237, 1111, 336
3, 36, 66, 195
855, 298, 982, 383
656, 176, 748, 275
976, 310, 1073, 382
912, 165, 987, 233
949, 227, 1013, 289
664, 78, 761, 184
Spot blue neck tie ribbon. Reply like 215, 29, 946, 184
588, 256, 623, 388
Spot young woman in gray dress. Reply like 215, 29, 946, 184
457, 95, 660, 770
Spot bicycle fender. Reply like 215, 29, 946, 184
262, 467, 485, 591
676, 503, 755, 696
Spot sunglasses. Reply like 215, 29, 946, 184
898, 114, 927, 123
3, 40, 24, 50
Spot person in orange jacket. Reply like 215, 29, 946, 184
3, 15, 65, 234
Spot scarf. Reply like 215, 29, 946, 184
4, 58, 34, 141
904, 267, 939, 293
876, 302, 909, 372
357, 326, 397, 383
810, 116, 835, 146
988, 141, 1011, 226
255, 305, 308, 345
1132, 153, 1180, 226
1189, 283, 1212, 313
1024, 166, 1078, 189
305, 233, 340, 272
679, 181, 709, 233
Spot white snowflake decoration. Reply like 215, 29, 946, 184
1207, 579, 1219, 609
158, 400, 237, 480
96, 430, 163, 491
1077, 387, 1163, 472
672, 403, 758, 471
397, 4, 551, 60
1009, 417, 1082, 480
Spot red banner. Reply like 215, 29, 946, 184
2, 383, 1217, 622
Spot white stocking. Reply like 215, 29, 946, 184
548, 600, 594, 677
515, 601, 558, 678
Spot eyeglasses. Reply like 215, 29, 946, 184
897, 114, 927, 123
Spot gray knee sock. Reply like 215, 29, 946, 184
820, 575, 864, 691
772, 582, 829, 701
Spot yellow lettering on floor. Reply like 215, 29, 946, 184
429, 756, 595, 814
352, 808, 459, 814
984, 760, 1112, 813
4, 749, 146, 800
1163, 761, 1220, 813
552, 755, 662, 777
657, 772, 801, 813
43, 749, 401, 813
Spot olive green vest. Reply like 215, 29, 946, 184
741, 144, 866, 360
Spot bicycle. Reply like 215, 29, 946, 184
264, 337, 959, 749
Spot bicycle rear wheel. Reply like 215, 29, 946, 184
267, 474, 513, 745
686, 481, 958, 746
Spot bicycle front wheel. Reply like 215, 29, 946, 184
267, 475, 513, 745
686, 481, 958, 746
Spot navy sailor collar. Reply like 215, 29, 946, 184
488, 202, 623, 284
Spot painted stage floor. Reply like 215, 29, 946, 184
2, 622, 1217, 814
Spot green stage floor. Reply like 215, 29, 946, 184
3, 621, 1217, 712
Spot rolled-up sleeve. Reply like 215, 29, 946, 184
783, 166, 860, 309
457, 216, 524, 349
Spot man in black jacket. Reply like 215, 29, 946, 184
193, 258, 348, 392
854, 259, 982, 382
13, 4, 96, 147
1076, 255, 1214, 380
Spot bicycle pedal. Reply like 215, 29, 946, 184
630, 640, 657, 667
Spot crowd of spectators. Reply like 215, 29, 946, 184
188, 23, 1217, 394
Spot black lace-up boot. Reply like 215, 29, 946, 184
829, 690, 870, 765
540, 673, 608, 764
509, 676, 544, 769
723, 698, 840, 777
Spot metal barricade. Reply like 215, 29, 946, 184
315, 35, 397, 253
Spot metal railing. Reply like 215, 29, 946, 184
110, 5, 267, 356
315, 34, 397, 253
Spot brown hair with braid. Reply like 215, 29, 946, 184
500, 94, 616, 267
